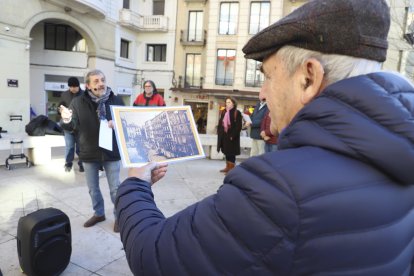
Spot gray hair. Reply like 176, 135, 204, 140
85, 69, 105, 84
277, 46, 382, 86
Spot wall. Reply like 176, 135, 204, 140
0, 34, 31, 132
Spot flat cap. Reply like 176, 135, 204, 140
243, 0, 390, 62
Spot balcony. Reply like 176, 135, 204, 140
245, 80, 264, 88
178, 76, 204, 89
180, 30, 206, 46
43, 0, 106, 18
184, 0, 207, 3
119, 9, 169, 32
215, 77, 234, 86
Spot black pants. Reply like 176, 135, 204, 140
225, 155, 236, 163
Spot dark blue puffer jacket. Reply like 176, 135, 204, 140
116, 72, 414, 275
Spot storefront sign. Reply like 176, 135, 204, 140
117, 87, 133, 95
7, 79, 18, 87
196, 94, 209, 100
184, 94, 209, 100
44, 82, 67, 91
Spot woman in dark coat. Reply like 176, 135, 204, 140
217, 96, 242, 174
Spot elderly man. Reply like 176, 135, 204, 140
116, 0, 414, 274
60, 69, 124, 233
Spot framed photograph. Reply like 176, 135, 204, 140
111, 105, 205, 167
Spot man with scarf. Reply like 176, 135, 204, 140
216, 96, 242, 174
60, 69, 124, 233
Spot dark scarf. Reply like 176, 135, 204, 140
88, 88, 111, 120
144, 92, 157, 106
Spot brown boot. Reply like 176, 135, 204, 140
83, 215, 106, 227
224, 162, 235, 175
220, 161, 230, 173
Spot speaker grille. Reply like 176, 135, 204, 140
33, 236, 71, 276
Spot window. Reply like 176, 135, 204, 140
219, 2, 239, 35
188, 11, 204, 42
153, 0, 165, 15
215, 49, 236, 86
44, 23, 86, 52
120, 39, 129, 59
249, 1, 270, 34
123, 0, 130, 9
147, 44, 167, 62
245, 59, 264, 87
185, 54, 202, 88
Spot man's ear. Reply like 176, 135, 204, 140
299, 58, 325, 105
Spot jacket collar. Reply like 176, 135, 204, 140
279, 72, 414, 185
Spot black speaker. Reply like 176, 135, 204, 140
17, 208, 71, 276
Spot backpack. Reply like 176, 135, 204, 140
25, 115, 63, 136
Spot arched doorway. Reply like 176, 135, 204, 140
28, 20, 92, 121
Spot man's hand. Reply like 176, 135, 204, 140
128, 162, 168, 185
59, 105, 73, 122
260, 130, 266, 138
108, 120, 114, 129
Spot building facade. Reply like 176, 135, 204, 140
0, 0, 177, 131
170, 0, 414, 136
0, 0, 411, 135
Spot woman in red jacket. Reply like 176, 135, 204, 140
133, 80, 166, 106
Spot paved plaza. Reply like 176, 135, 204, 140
0, 149, 228, 275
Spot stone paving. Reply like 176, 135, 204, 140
0, 151, 228, 275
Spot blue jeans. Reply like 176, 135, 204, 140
83, 161, 121, 218
64, 130, 81, 166
265, 144, 278, 153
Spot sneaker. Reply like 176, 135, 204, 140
98, 165, 104, 177
78, 164, 84, 172
113, 220, 120, 233
83, 215, 106, 227
64, 164, 72, 172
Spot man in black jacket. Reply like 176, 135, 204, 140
60, 69, 124, 233
59, 77, 84, 172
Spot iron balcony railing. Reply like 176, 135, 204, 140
180, 30, 206, 46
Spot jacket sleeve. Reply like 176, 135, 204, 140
216, 111, 223, 152
60, 98, 79, 132
115, 159, 298, 275
250, 104, 263, 128
229, 110, 242, 138
158, 94, 166, 106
